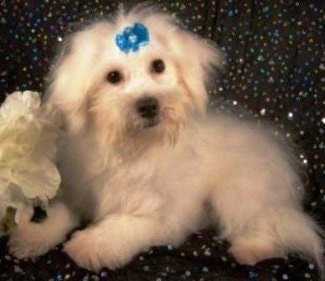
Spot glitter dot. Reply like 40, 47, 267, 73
287, 112, 294, 119
55, 273, 63, 281
249, 270, 259, 280
202, 266, 209, 273
282, 274, 289, 280
143, 265, 150, 272
308, 263, 315, 270
305, 272, 311, 278
204, 248, 211, 256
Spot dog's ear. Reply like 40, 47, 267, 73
170, 28, 223, 113
45, 28, 97, 133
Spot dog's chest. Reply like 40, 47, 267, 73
92, 145, 203, 218
62, 135, 206, 219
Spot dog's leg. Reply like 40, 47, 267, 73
211, 178, 323, 268
9, 201, 78, 259
226, 223, 282, 265
226, 209, 324, 269
63, 214, 185, 271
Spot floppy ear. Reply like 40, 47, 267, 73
169, 28, 223, 113
45, 28, 98, 133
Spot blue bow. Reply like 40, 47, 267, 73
115, 23, 150, 54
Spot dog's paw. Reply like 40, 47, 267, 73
229, 238, 281, 265
8, 224, 52, 259
63, 230, 104, 272
63, 229, 132, 271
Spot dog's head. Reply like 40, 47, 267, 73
46, 5, 222, 146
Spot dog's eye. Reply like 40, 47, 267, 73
151, 59, 165, 74
107, 71, 123, 84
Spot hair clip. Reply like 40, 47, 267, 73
115, 23, 150, 54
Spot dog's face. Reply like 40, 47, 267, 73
46, 7, 222, 146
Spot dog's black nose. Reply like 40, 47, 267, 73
136, 96, 160, 119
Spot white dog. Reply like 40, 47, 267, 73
9, 5, 324, 273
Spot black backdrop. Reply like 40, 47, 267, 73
0, 1, 324, 280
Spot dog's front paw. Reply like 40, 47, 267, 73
8, 224, 52, 259
63, 230, 104, 271
63, 228, 134, 271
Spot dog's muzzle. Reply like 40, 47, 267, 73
135, 96, 160, 128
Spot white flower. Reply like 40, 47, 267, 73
0, 91, 62, 235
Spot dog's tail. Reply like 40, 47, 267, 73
272, 208, 324, 278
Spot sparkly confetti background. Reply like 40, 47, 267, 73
0, 0, 324, 280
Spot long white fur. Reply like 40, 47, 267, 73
9, 5, 324, 273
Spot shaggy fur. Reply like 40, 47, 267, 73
9, 5, 324, 273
